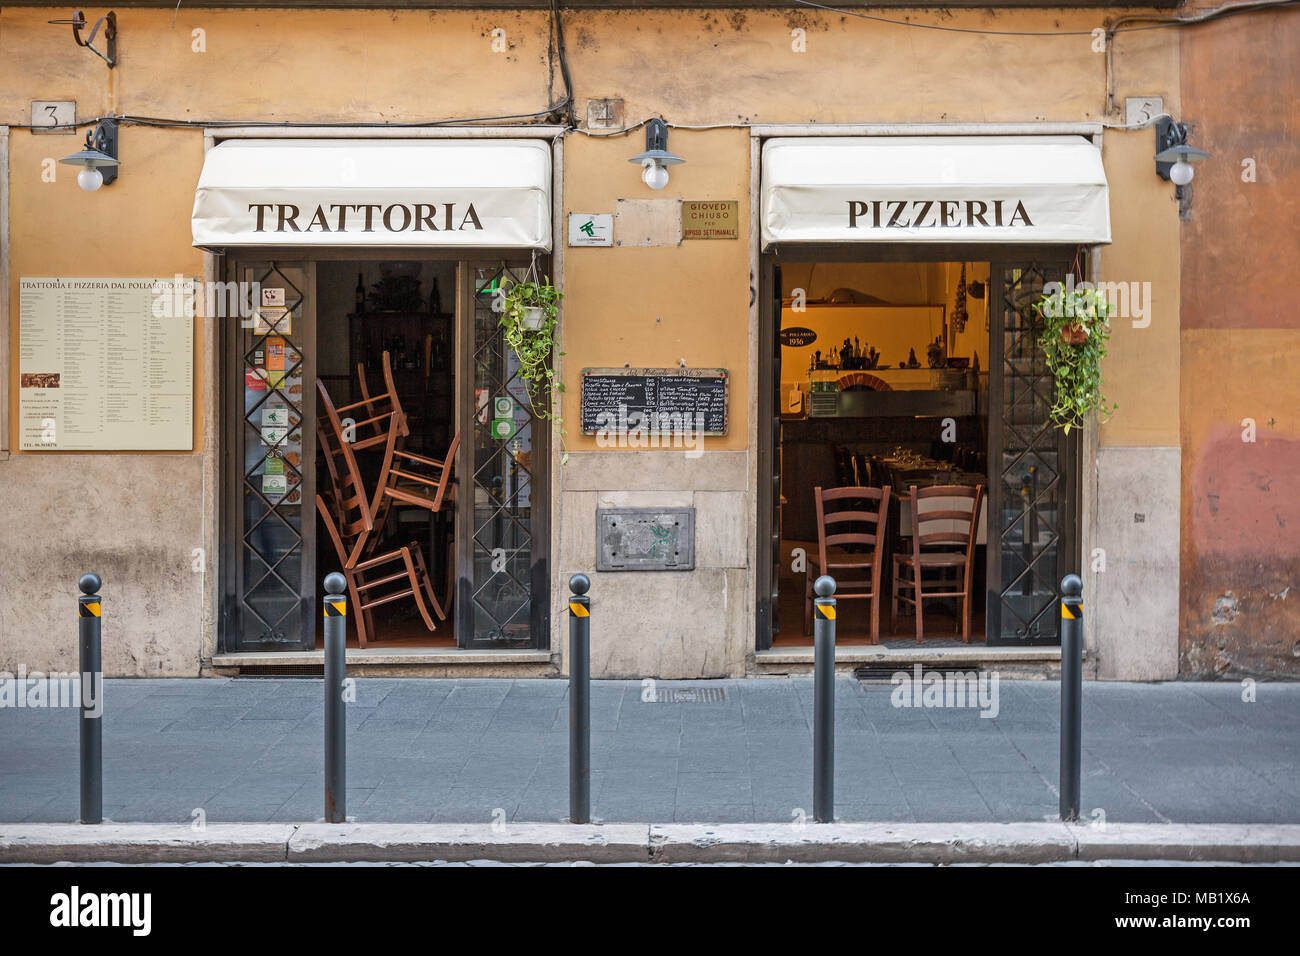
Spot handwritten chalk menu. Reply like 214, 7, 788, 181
18, 278, 194, 450
580, 367, 728, 436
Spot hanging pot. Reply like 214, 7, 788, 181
1061, 324, 1088, 345
521, 306, 546, 331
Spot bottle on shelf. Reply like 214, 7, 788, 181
430, 277, 442, 315
355, 272, 366, 315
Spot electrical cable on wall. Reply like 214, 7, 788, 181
6, 0, 1294, 135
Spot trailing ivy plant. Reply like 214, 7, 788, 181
499, 277, 568, 463
1035, 285, 1117, 435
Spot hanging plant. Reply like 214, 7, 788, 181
1035, 285, 1117, 435
499, 275, 568, 463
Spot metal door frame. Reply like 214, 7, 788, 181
218, 248, 553, 653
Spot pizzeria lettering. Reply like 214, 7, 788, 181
248, 202, 484, 234
847, 199, 1034, 229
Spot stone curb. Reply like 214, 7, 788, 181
0, 823, 295, 864
288, 823, 650, 863
649, 822, 1078, 864
3, 822, 1299, 864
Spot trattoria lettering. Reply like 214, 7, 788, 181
846, 199, 1034, 229
247, 203, 484, 233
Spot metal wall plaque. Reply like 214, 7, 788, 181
682, 200, 739, 239
597, 508, 695, 571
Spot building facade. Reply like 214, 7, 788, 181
0, 3, 1294, 680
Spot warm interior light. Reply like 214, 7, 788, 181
1169, 160, 1195, 186
77, 167, 104, 192
642, 161, 669, 190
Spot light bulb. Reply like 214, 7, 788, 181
77, 167, 104, 192
1169, 160, 1194, 186
642, 161, 669, 190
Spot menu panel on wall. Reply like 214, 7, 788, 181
18, 277, 194, 451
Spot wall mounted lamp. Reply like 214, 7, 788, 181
628, 118, 684, 191
48, 10, 117, 68
1154, 117, 1210, 188
60, 118, 119, 191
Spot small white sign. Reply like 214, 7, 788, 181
30, 101, 76, 134
568, 213, 613, 247
1125, 96, 1164, 129
261, 287, 286, 307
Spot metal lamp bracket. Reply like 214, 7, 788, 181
1154, 116, 1187, 182
48, 10, 117, 68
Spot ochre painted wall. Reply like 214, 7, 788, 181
1, 8, 1186, 676
1178, 8, 1300, 677
560, 128, 751, 451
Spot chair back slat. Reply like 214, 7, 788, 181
826, 532, 877, 548
823, 510, 882, 525
819, 485, 884, 501
917, 532, 970, 546
917, 508, 975, 522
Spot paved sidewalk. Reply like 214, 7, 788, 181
0, 678, 1296, 825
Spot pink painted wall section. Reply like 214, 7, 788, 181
1178, 8, 1300, 676
1182, 428, 1300, 676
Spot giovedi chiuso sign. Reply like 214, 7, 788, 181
192, 139, 552, 249
760, 135, 1111, 246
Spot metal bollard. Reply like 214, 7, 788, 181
813, 575, 837, 824
78, 573, 103, 825
568, 574, 591, 824
323, 573, 348, 824
1059, 573, 1084, 822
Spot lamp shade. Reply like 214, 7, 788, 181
59, 145, 119, 169
1154, 143, 1210, 164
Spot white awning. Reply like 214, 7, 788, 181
761, 135, 1110, 246
192, 139, 552, 249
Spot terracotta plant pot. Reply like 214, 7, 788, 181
1061, 325, 1088, 345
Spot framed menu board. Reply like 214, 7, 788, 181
17, 277, 194, 451
580, 367, 728, 436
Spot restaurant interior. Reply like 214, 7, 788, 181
313, 260, 460, 648
775, 260, 991, 646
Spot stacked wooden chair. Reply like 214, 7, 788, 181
315, 362, 458, 647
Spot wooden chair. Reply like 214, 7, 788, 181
379, 431, 459, 515
891, 484, 984, 643
321, 351, 408, 454
804, 485, 892, 643
373, 430, 460, 613
316, 380, 443, 647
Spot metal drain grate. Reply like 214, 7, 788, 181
647, 686, 726, 704
234, 665, 325, 678
855, 664, 985, 683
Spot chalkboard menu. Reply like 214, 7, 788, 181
580, 367, 728, 436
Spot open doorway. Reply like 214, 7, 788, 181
757, 250, 1081, 652
219, 255, 551, 654
773, 260, 991, 646
314, 259, 457, 649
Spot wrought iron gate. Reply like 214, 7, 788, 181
221, 261, 317, 651
986, 260, 1079, 645
456, 262, 551, 648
